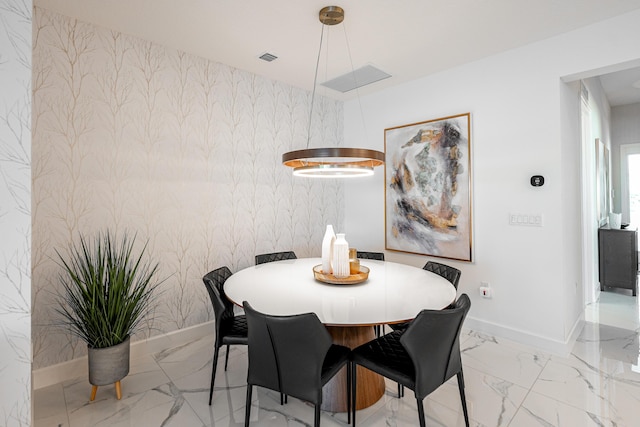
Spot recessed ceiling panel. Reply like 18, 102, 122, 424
320, 65, 391, 93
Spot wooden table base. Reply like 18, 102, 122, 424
321, 325, 385, 413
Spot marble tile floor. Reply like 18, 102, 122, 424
35, 291, 640, 427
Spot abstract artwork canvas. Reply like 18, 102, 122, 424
384, 113, 472, 261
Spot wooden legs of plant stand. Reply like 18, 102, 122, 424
89, 381, 122, 401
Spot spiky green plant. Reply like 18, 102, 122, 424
56, 231, 160, 349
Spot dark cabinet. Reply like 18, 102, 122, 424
598, 226, 638, 296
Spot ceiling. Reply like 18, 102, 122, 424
599, 67, 640, 107
35, 0, 640, 105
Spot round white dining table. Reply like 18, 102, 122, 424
224, 257, 457, 412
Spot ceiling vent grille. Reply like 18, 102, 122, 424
259, 52, 278, 62
321, 65, 391, 93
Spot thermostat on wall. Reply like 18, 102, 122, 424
530, 175, 544, 187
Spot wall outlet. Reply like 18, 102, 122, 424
479, 286, 492, 298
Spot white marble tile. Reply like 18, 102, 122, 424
34, 414, 71, 427
571, 321, 640, 373
428, 366, 528, 426
173, 351, 250, 424
461, 331, 549, 388
530, 354, 640, 426
585, 291, 640, 331
66, 382, 205, 427
510, 391, 620, 427
358, 393, 478, 427
126, 353, 173, 394
154, 335, 246, 384
33, 383, 70, 426
240, 387, 347, 427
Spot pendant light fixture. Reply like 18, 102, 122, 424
282, 6, 385, 178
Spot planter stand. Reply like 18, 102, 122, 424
88, 337, 130, 401
90, 381, 122, 401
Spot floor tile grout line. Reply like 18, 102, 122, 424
504, 354, 551, 427
60, 382, 72, 427
150, 344, 217, 426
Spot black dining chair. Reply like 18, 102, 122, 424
255, 251, 297, 265
391, 260, 462, 396
355, 252, 385, 337
243, 301, 352, 427
253, 250, 299, 405
389, 260, 461, 332
350, 294, 471, 427
356, 251, 385, 261
202, 267, 248, 406
423, 260, 461, 289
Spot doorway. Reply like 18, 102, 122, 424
620, 143, 640, 226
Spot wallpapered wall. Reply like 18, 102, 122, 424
32, 7, 344, 370
0, 0, 32, 423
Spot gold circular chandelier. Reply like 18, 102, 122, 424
283, 147, 384, 177
282, 6, 385, 178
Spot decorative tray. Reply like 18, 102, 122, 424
312, 264, 370, 285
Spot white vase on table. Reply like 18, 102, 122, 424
321, 225, 336, 274
332, 233, 350, 278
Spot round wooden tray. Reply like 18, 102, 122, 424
312, 264, 370, 285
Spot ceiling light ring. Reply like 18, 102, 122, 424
282, 147, 385, 168
292, 164, 375, 178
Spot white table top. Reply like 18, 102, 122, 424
225, 257, 457, 326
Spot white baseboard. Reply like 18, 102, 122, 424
33, 321, 214, 390
464, 315, 583, 356
564, 311, 585, 352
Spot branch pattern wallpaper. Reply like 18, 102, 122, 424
32, 7, 344, 369
0, 0, 32, 424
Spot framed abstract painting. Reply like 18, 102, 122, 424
384, 113, 472, 262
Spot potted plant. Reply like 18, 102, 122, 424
56, 231, 161, 401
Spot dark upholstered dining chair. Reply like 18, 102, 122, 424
255, 251, 297, 265
355, 252, 385, 336
423, 260, 461, 289
350, 294, 471, 427
389, 260, 461, 332
243, 302, 351, 427
202, 267, 248, 405
355, 251, 385, 261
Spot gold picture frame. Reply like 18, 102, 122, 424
384, 113, 472, 261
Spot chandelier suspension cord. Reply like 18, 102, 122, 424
342, 21, 369, 148
306, 24, 326, 150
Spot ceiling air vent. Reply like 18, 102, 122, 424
259, 52, 278, 62
321, 65, 391, 93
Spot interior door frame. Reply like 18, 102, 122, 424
620, 142, 640, 224
580, 89, 598, 305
